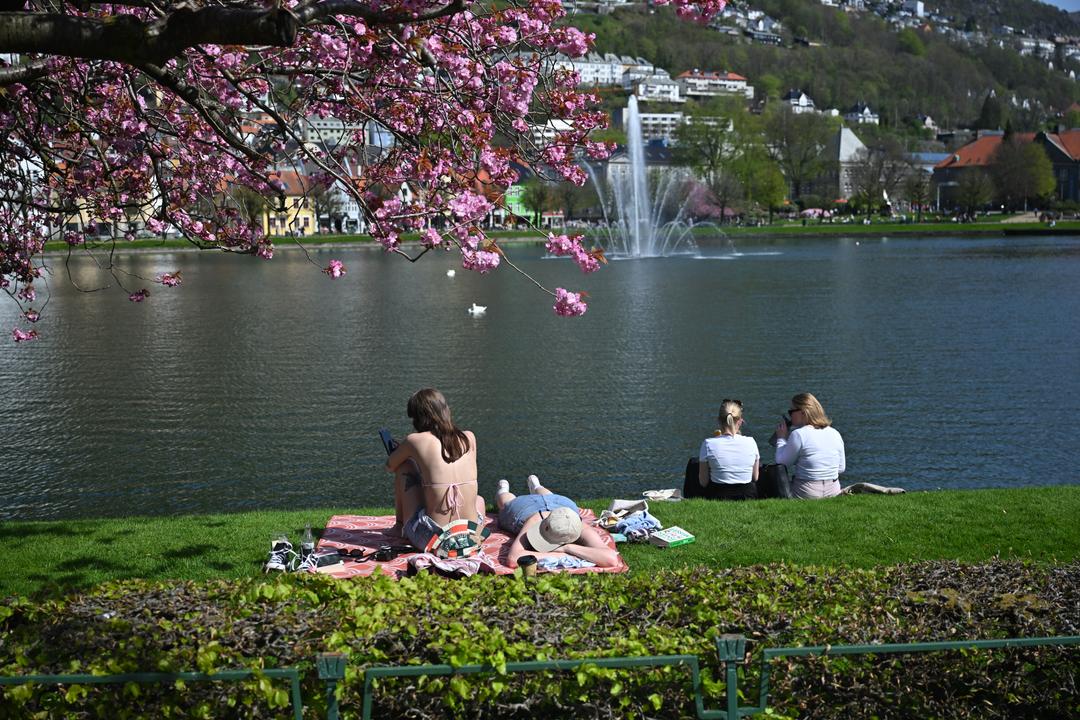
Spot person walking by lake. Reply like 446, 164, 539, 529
496, 476, 619, 568
773, 393, 845, 499
698, 399, 759, 500
387, 388, 486, 550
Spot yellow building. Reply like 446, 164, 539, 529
263, 170, 317, 237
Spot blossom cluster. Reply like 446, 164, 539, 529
545, 234, 603, 274
553, 288, 588, 317
323, 260, 347, 279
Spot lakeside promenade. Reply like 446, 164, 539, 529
41, 218, 1080, 254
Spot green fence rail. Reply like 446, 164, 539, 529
0, 667, 305, 720
2, 635, 1078, 719
357, 634, 1080, 720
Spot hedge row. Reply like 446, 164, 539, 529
1, 561, 1078, 719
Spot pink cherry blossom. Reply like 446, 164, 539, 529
12, 328, 38, 343
128, 289, 150, 302
449, 192, 493, 222
324, 260, 347, 279
553, 288, 588, 317
159, 272, 182, 287
24, 309, 40, 323
461, 249, 501, 274
421, 229, 444, 248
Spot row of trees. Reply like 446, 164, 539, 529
520, 105, 1060, 225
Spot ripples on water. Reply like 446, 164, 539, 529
2, 235, 1079, 520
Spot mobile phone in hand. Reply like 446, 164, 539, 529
378, 428, 395, 455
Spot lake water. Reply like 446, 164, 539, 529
2, 234, 1079, 521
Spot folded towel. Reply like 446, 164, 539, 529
537, 556, 596, 571
841, 482, 906, 495
407, 552, 498, 577
615, 510, 663, 541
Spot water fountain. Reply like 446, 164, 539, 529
585, 96, 705, 258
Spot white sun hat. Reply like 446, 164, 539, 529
525, 506, 583, 552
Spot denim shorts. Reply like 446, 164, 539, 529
497, 494, 579, 535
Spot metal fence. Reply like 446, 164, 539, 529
1, 634, 1077, 719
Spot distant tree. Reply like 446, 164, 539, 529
758, 74, 783, 100
991, 137, 1056, 211
902, 172, 933, 223
673, 96, 748, 221
848, 137, 910, 217
956, 169, 995, 218
764, 107, 837, 201
231, 187, 270, 229
897, 29, 926, 57
521, 180, 558, 226
590, 127, 628, 147
975, 92, 1008, 130
1065, 109, 1080, 130
745, 162, 788, 222
310, 183, 344, 234
554, 182, 600, 222
724, 110, 786, 217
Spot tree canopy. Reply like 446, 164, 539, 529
1, 0, 726, 340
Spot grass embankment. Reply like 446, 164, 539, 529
40, 219, 1080, 252
3, 486, 1078, 599
719, 219, 1080, 238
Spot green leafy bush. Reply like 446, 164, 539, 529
1, 561, 1077, 718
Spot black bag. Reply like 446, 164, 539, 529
683, 457, 708, 499
757, 463, 793, 499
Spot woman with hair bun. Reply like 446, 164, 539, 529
698, 399, 760, 500
773, 392, 846, 499
386, 388, 486, 550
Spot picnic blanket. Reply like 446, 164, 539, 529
316, 509, 628, 579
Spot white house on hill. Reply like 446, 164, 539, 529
782, 89, 817, 114
844, 102, 880, 126
676, 70, 754, 100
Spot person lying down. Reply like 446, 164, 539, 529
496, 475, 620, 569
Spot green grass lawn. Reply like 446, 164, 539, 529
40, 219, 1080, 252
3, 487, 1078, 599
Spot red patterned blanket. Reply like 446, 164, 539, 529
315, 510, 627, 579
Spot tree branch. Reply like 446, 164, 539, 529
0, 0, 466, 67
0, 8, 299, 66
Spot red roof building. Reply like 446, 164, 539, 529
933, 130, 1080, 208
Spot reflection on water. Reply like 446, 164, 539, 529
2, 235, 1079, 520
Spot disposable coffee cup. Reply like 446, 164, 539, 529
518, 555, 537, 578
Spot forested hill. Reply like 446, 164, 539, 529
930, 0, 1080, 38
571, 2, 1079, 133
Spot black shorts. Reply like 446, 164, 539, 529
703, 481, 757, 501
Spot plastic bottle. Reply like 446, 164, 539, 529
301, 525, 315, 557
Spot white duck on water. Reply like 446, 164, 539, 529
467, 303, 487, 316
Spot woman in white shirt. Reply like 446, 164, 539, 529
774, 393, 845, 499
699, 399, 760, 500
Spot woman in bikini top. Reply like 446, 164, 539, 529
387, 388, 485, 543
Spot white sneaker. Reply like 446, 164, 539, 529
264, 536, 295, 572
526, 475, 542, 494
496, 479, 510, 496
